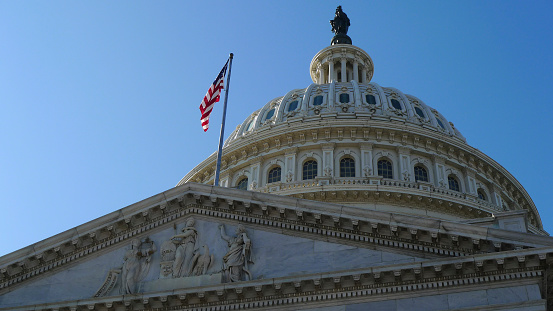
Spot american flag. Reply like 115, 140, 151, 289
199, 60, 229, 132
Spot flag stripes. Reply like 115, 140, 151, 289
199, 60, 229, 131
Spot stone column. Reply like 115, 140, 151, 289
490, 185, 504, 208
361, 67, 367, 83
318, 64, 324, 84
398, 147, 412, 182
463, 167, 478, 196
220, 174, 229, 188
433, 156, 447, 188
341, 58, 347, 82
328, 60, 334, 83
250, 161, 262, 190
284, 148, 297, 183
322, 143, 335, 177
353, 60, 359, 82
360, 143, 374, 177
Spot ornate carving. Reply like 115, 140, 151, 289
121, 237, 156, 294
219, 224, 253, 282
171, 218, 198, 278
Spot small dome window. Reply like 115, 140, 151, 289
268, 167, 281, 184
390, 99, 402, 110
414, 165, 429, 182
477, 189, 486, 201
340, 157, 355, 177
264, 108, 275, 121
237, 177, 248, 190
313, 95, 323, 106
415, 107, 426, 118
436, 118, 446, 129
366, 94, 377, 105
339, 93, 350, 103
287, 100, 298, 112
302, 160, 318, 180
448, 175, 460, 192
377, 159, 393, 179
246, 119, 255, 131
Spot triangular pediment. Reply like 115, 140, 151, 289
1, 183, 553, 310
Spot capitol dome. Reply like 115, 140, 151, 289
178, 29, 544, 235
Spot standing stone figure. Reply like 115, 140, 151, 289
171, 218, 198, 277
219, 224, 253, 282
329, 6, 352, 45
120, 237, 156, 294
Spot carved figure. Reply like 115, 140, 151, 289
192, 245, 214, 276
120, 237, 156, 294
219, 224, 253, 282
171, 218, 198, 277
330, 6, 350, 35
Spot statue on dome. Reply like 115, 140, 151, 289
330, 6, 352, 45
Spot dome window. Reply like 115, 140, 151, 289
366, 94, 377, 105
313, 95, 323, 106
390, 99, 402, 110
340, 157, 355, 177
477, 189, 486, 201
287, 100, 298, 112
415, 107, 426, 118
302, 160, 318, 180
237, 177, 248, 190
268, 167, 281, 184
339, 93, 350, 103
414, 165, 429, 182
436, 118, 446, 129
246, 119, 255, 131
448, 175, 460, 192
377, 159, 393, 179
264, 108, 275, 121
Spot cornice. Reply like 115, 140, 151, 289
2, 184, 551, 293
179, 120, 542, 229
3, 247, 551, 311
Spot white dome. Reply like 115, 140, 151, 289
178, 42, 544, 235
224, 81, 465, 148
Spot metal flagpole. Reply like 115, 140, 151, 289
214, 53, 233, 187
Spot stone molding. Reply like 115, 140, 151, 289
1, 252, 548, 311
1, 184, 552, 293
179, 122, 542, 231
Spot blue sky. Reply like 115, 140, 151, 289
1, 1, 552, 256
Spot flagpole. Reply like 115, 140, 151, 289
214, 53, 233, 187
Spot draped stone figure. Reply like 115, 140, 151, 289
171, 218, 198, 277
219, 224, 253, 282
330, 6, 352, 45
120, 237, 156, 294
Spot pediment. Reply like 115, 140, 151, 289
1, 183, 553, 310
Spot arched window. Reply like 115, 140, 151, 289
414, 165, 429, 182
287, 100, 298, 112
339, 93, 350, 103
377, 159, 393, 179
264, 108, 275, 121
477, 189, 487, 201
340, 157, 355, 177
313, 95, 323, 106
415, 107, 426, 118
267, 167, 281, 184
448, 175, 460, 192
302, 160, 318, 180
436, 118, 446, 129
246, 119, 255, 131
390, 99, 402, 110
366, 94, 377, 105
237, 177, 248, 190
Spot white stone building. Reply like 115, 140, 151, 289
1, 7, 552, 311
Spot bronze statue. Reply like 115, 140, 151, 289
330, 6, 352, 45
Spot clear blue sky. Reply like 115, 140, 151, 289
1, 1, 552, 256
